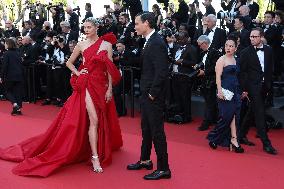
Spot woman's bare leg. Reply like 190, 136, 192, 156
230, 116, 239, 147
85, 89, 103, 172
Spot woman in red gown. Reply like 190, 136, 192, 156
0, 18, 123, 177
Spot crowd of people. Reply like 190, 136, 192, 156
0, 0, 283, 156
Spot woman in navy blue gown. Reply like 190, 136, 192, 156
207, 37, 244, 153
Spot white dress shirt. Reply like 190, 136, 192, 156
256, 45, 265, 73
143, 29, 155, 48
208, 26, 216, 47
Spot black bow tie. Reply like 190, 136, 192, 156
256, 47, 264, 52
205, 29, 213, 35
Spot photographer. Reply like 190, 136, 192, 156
238, 5, 252, 30
49, 3, 65, 33
118, 12, 135, 47
41, 34, 66, 107
99, 15, 118, 36
246, 0, 259, 19
122, 0, 143, 23
113, 39, 137, 116
65, 6, 80, 39
172, 0, 189, 25
221, 0, 246, 14
4, 21, 20, 38
82, 3, 93, 23
60, 21, 78, 47
197, 35, 221, 131
169, 31, 198, 123
22, 20, 32, 36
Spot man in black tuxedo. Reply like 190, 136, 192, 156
172, 0, 189, 24
197, 35, 221, 131
205, 14, 227, 51
171, 31, 198, 123
127, 12, 171, 180
65, 6, 80, 39
60, 21, 78, 46
113, 39, 136, 116
82, 3, 93, 23
4, 21, 20, 38
234, 16, 251, 48
239, 28, 277, 155
247, 0, 259, 19
118, 12, 135, 47
203, 0, 216, 16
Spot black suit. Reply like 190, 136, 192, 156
200, 48, 220, 126
1, 49, 24, 107
207, 28, 227, 51
171, 44, 198, 122
4, 28, 20, 38
172, 0, 189, 24
239, 45, 274, 145
248, 2, 259, 19
239, 29, 251, 48
140, 32, 169, 171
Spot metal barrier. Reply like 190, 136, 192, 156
120, 66, 141, 118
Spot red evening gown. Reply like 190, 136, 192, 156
0, 33, 123, 177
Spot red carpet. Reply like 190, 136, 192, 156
0, 101, 284, 189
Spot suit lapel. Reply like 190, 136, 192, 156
249, 46, 262, 71
141, 33, 155, 56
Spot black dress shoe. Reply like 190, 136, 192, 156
11, 105, 20, 116
209, 142, 217, 149
143, 170, 171, 180
263, 145, 277, 155
16, 110, 23, 115
198, 124, 209, 131
127, 161, 153, 170
240, 138, 255, 146
41, 99, 51, 106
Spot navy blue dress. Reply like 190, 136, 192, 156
207, 65, 241, 147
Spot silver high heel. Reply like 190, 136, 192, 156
91, 155, 103, 173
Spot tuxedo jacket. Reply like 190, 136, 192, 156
239, 29, 251, 48
140, 32, 169, 98
1, 49, 24, 81
201, 48, 220, 77
210, 28, 227, 51
173, 44, 198, 74
239, 45, 274, 94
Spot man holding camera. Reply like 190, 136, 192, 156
60, 21, 78, 47
41, 34, 66, 107
65, 6, 80, 39
118, 12, 135, 47
197, 35, 221, 131
170, 31, 198, 123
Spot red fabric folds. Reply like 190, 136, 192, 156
0, 35, 123, 177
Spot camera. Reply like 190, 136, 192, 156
55, 35, 65, 43
193, 0, 199, 7
217, 11, 238, 20
104, 5, 110, 9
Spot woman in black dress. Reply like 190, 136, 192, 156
0, 38, 24, 115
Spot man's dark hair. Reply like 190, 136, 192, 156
120, 12, 130, 21
235, 16, 245, 25
86, 3, 91, 9
178, 31, 189, 39
251, 27, 265, 37
136, 11, 156, 29
265, 11, 276, 18
117, 39, 125, 45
